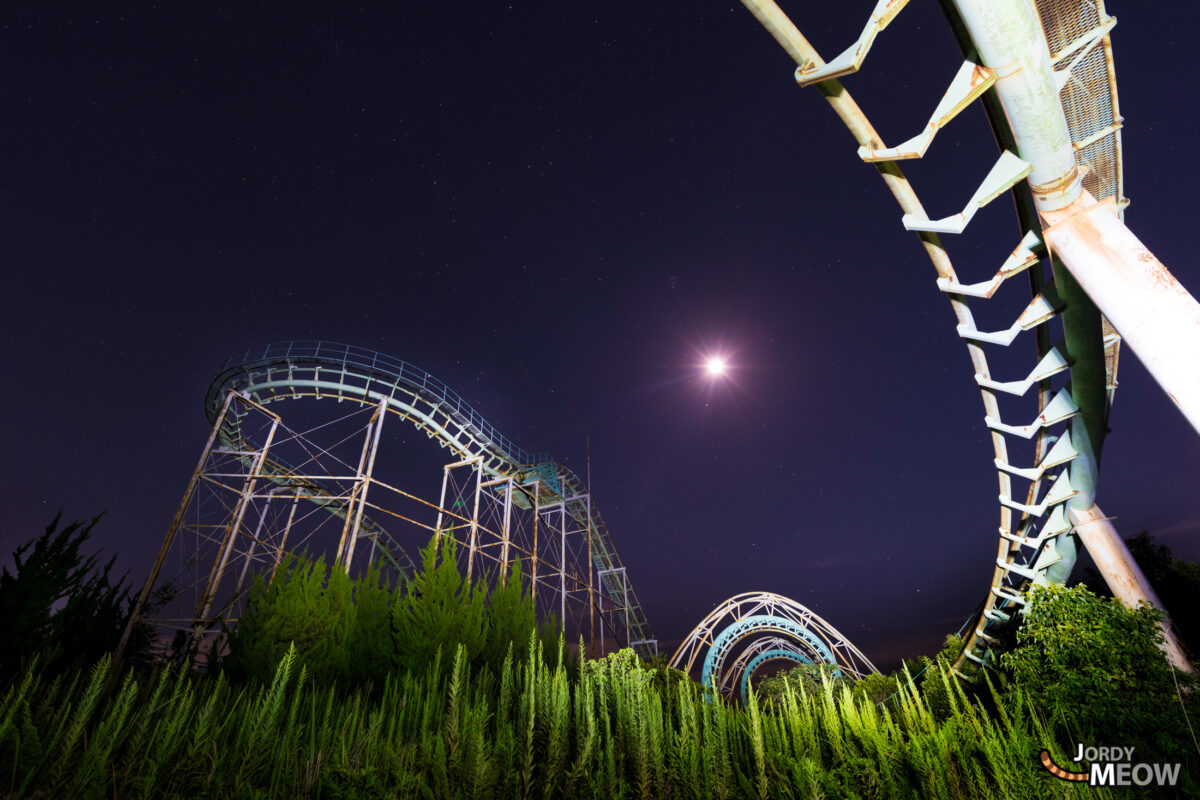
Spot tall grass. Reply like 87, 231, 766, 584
0, 640, 1138, 799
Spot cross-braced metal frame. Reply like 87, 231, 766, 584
119, 342, 657, 662
669, 592, 878, 702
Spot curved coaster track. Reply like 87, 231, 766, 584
669, 592, 879, 703
123, 341, 655, 660
732, 0, 1198, 675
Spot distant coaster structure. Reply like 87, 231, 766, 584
668, 593, 880, 702
733, 0, 1200, 675
120, 341, 656, 660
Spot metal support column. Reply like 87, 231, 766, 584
1070, 505, 1195, 674
269, 492, 301, 585
115, 390, 238, 661
196, 409, 280, 623
337, 397, 388, 567
500, 478, 513, 579
530, 481, 540, 594
234, 488, 281, 597
953, 0, 1200, 670
466, 458, 483, 580
342, 397, 389, 570
559, 503, 567, 632
1042, 197, 1200, 435
598, 565, 631, 647
586, 494, 595, 652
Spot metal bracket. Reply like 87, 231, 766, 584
956, 286, 1062, 345
990, 585, 1027, 606
995, 555, 1047, 583
983, 607, 1011, 623
794, 0, 911, 86
937, 230, 1041, 298
1051, 16, 1118, 91
903, 150, 1032, 234
994, 429, 1079, 480
976, 345, 1070, 396
985, 387, 1079, 438
859, 60, 995, 161
999, 470, 1077, 516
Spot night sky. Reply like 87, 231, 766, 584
4, 2, 1198, 669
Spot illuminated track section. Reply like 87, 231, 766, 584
728, 0, 1200, 674
122, 341, 655, 659
669, 592, 878, 702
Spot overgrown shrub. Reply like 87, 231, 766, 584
392, 536, 487, 674
225, 555, 362, 685
1001, 582, 1198, 761
227, 535, 546, 687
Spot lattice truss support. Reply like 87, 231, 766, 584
120, 343, 658, 663
736, 0, 1197, 676
669, 592, 879, 703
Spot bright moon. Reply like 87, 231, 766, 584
705, 356, 727, 377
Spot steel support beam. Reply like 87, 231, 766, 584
115, 390, 238, 661
1070, 505, 1194, 674
1042, 197, 1200, 436
339, 396, 389, 569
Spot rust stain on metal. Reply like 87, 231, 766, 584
1142, 254, 1188, 296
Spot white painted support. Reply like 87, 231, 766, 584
938, 230, 1041, 298
976, 345, 1069, 395
951, 0, 1080, 210
1070, 505, 1195, 674
985, 387, 1078, 438
903, 150, 1032, 234
956, 289, 1060, 345
859, 60, 995, 162
994, 430, 1078, 480
1043, 195, 1200, 437
794, 0, 910, 86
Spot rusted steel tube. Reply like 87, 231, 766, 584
1043, 196, 1200, 436
951, 0, 1080, 210
1069, 504, 1195, 674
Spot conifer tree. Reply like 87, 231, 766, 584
226, 555, 355, 684
0, 513, 132, 678
482, 559, 537, 669
391, 536, 486, 674
345, 561, 395, 686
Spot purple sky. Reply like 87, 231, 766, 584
3, 1, 1198, 669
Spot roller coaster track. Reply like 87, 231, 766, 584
735, 0, 1199, 674
669, 592, 879, 701
201, 341, 654, 651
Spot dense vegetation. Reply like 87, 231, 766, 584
1, 516, 1198, 798
223, 537, 555, 688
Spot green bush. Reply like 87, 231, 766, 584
480, 559, 537, 668
392, 536, 487, 674
228, 534, 545, 687
1001, 582, 1197, 761
225, 555, 359, 685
